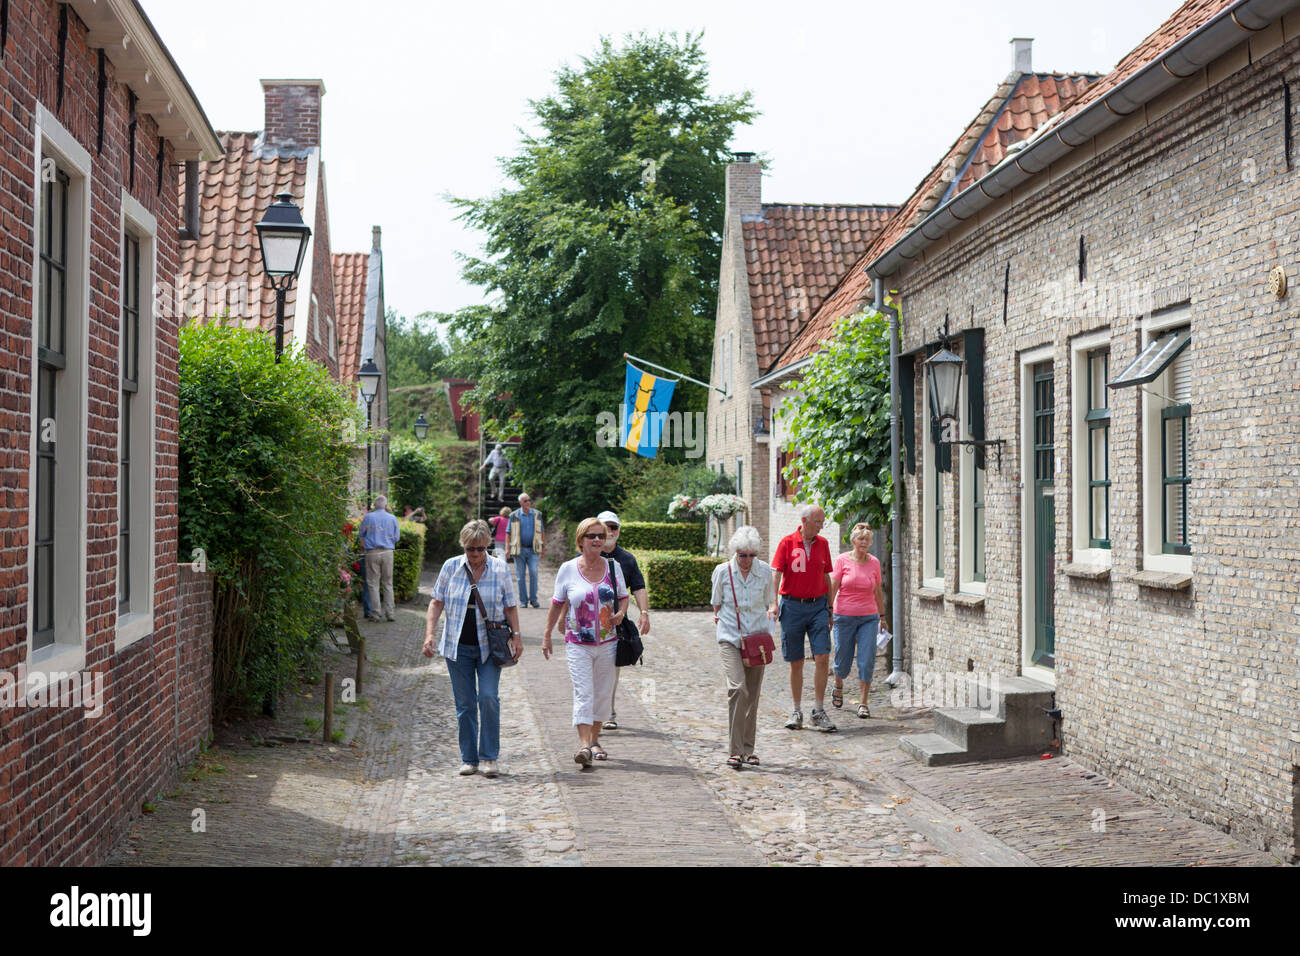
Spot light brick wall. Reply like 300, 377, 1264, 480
0, 0, 212, 865
262, 80, 323, 151
894, 30, 1300, 860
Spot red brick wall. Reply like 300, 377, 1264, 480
0, 0, 212, 866
307, 165, 339, 379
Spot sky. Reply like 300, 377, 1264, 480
144, 0, 1182, 325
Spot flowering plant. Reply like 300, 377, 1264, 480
666, 494, 698, 520
695, 493, 746, 519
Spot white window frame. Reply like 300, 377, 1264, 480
117, 190, 158, 650
957, 371, 986, 596
1140, 308, 1193, 574
327, 311, 336, 359
311, 293, 321, 343
29, 106, 91, 678
921, 371, 944, 590
1070, 329, 1113, 569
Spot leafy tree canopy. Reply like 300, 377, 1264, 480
385, 309, 475, 390
779, 309, 894, 531
451, 32, 756, 518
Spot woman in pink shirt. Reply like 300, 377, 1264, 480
828, 523, 889, 718
489, 507, 510, 560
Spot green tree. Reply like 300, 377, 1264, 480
386, 310, 450, 390
451, 32, 756, 518
178, 322, 359, 717
778, 309, 894, 530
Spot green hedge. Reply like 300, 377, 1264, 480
634, 550, 723, 609
619, 521, 706, 554
394, 520, 426, 601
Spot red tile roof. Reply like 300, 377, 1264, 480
771, 71, 1098, 371
179, 131, 308, 333
744, 204, 897, 373
333, 252, 368, 381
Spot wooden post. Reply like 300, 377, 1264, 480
323, 672, 334, 743
356, 636, 366, 697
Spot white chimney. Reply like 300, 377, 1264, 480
1011, 37, 1033, 74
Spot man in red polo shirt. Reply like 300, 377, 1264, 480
770, 504, 836, 732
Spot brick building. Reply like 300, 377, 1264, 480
0, 0, 220, 864
180, 78, 341, 379
867, 1, 1300, 860
335, 227, 389, 504
706, 154, 895, 549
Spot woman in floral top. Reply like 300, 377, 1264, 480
543, 517, 629, 767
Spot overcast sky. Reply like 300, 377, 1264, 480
145, 0, 1181, 324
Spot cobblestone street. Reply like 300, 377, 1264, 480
109, 566, 1286, 867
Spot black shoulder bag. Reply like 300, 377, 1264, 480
608, 558, 644, 667
463, 564, 517, 668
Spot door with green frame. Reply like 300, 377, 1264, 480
1032, 361, 1055, 668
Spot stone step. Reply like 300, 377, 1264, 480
901, 675, 1057, 765
899, 733, 971, 766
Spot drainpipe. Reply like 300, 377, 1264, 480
874, 278, 905, 686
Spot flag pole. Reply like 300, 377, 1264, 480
624, 352, 726, 395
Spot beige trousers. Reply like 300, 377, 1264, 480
365, 548, 395, 618
720, 641, 765, 757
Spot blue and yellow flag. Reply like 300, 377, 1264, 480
621, 362, 677, 458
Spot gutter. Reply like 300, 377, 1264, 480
867, 0, 1300, 279
875, 279, 905, 687
751, 355, 815, 390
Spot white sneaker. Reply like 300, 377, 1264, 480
784, 709, 804, 730
457, 763, 477, 776
810, 708, 837, 732
481, 760, 498, 778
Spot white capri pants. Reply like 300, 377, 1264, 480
566, 640, 618, 727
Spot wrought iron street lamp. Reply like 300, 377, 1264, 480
358, 358, 381, 505
923, 317, 1005, 468
413, 413, 430, 441
254, 192, 311, 362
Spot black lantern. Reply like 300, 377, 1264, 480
924, 344, 963, 425
413, 413, 430, 441
254, 192, 311, 361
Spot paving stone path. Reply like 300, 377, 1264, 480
108, 563, 1287, 867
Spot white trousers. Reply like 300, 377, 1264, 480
566, 640, 618, 727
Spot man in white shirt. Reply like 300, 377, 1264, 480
479, 443, 511, 501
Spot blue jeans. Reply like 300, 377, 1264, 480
446, 646, 501, 764
779, 596, 831, 662
833, 614, 880, 683
516, 547, 539, 605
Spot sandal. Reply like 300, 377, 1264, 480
574, 747, 593, 767
726, 754, 743, 769
857, 703, 870, 719
832, 684, 843, 708
591, 744, 608, 761
744, 754, 760, 766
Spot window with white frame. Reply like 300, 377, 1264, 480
327, 312, 336, 358
736, 456, 743, 497
958, 373, 986, 592
118, 191, 157, 646
311, 294, 321, 343
31, 108, 91, 668
1070, 331, 1112, 565
1111, 310, 1192, 572
922, 364, 944, 588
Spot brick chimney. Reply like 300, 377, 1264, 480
261, 79, 326, 150
726, 152, 762, 218
1011, 38, 1033, 74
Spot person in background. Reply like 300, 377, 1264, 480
423, 519, 522, 778
542, 517, 629, 767
769, 503, 836, 732
489, 506, 511, 560
710, 526, 774, 769
829, 523, 889, 719
358, 495, 401, 622
508, 493, 545, 608
479, 442, 511, 501
403, 504, 426, 523
597, 510, 649, 731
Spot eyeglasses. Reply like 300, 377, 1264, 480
583, 533, 607, 541
465, 546, 488, 553
736, 552, 757, 559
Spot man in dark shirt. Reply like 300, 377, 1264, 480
598, 510, 649, 730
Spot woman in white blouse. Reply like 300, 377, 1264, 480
710, 526, 776, 769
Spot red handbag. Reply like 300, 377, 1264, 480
728, 564, 776, 667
